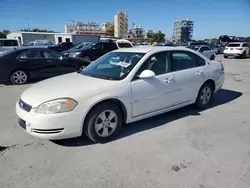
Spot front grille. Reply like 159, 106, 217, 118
33, 128, 64, 134
19, 99, 32, 112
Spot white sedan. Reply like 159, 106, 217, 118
188, 45, 217, 60
16, 47, 225, 143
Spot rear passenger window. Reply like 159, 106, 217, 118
242, 43, 249, 47
170, 51, 204, 71
117, 43, 133, 48
19, 50, 41, 59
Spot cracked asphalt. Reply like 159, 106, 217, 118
0, 55, 250, 188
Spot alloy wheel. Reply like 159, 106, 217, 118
95, 110, 118, 137
200, 86, 212, 105
12, 71, 28, 84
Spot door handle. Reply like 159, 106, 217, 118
196, 71, 204, 76
164, 78, 174, 83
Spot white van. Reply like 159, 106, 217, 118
0, 39, 21, 52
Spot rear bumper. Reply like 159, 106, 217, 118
223, 53, 242, 57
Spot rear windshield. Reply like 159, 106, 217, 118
227, 43, 241, 47
0, 40, 18, 47
117, 43, 133, 48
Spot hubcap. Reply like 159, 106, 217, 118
12, 71, 27, 84
200, 86, 212, 105
95, 110, 118, 137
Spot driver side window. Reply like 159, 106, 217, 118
137, 52, 169, 76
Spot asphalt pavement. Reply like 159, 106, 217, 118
1, 55, 250, 188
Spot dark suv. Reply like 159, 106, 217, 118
68, 40, 133, 62
48, 42, 74, 52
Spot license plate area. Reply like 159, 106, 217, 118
18, 117, 26, 130
230, 48, 234, 50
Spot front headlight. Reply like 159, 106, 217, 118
35, 98, 77, 114
74, 52, 81, 57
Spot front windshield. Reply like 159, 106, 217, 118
81, 52, 145, 80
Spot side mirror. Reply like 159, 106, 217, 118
138, 70, 155, 79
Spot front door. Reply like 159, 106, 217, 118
169, 51, 207, 105
131, 52, 175, 117
39, 49, 63, 77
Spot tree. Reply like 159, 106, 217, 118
3, 30, 10, 35
151, 31, 165, 43
0, 31, 6, 38
244, 37, 250, 43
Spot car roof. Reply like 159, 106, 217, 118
114, 46, 193, 53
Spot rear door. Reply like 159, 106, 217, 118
39, 50, 62, 77
169, 51, 207, 105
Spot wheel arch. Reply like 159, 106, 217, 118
82, 98, 128, 128
202, 79, 216, 93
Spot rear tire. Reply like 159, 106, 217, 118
84, 102, 123, 143
241, 51, 246, 59
10, 70, 29, 85
195, 83, 213, 109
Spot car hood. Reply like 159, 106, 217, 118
20, 73, 115, 107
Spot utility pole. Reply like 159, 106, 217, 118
24, 5, 30, 31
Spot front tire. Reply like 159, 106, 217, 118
10, 70, 29, 85
84, 102, 123, 143
210, 55, 215, 60
195, 83, 213, 109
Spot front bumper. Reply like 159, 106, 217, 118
16, 100, 85, 140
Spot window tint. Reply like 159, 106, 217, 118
242, 43, 249, 47
104, 43, 117, 50
170, 51, 197, 71
94, 43, 104, 50
138, 52, 169, 76
199, 47, 206, 52
227, 43, 240, 47
42, 50, 62, 59
196, 55, 206, 66
19, 50, 41, 59
117, 43, 133, 48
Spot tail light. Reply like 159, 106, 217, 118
236, 48, 243, 50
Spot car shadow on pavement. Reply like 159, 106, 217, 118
52, 89, 242, 147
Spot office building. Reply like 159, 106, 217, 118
114, 11, 128, 38
173, 18, 194, 44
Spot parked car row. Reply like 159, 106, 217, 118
0, 48, 89, 84
187, 45, 217, 60
16, 46, 225, 142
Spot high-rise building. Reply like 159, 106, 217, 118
173, 18, 194, 44
114, 11, 128, 38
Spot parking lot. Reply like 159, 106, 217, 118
0, 55, 250, 188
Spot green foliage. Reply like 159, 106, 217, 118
0, 31, 6, 38
244, 37, 250, 43
151, 31, 165, 43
